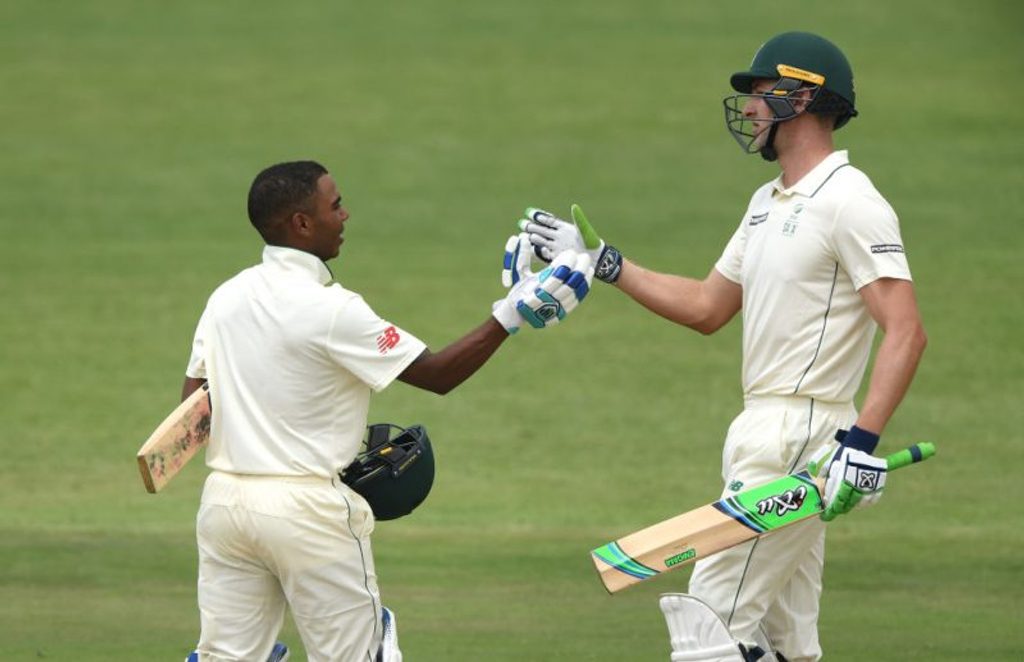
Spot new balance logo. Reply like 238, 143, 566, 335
377, 326, 401, 354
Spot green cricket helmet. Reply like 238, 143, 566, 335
724, 32, 858, 160
340, 423, 435, 521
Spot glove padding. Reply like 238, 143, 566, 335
518, 204, 622, 284
808, 441, 888, 522
492, 233, 594, 332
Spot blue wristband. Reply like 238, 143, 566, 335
835, 425, 880, 454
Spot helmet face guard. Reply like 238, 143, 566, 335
725, 33, 858, 161
723, 76, 822, 161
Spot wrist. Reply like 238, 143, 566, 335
595, 245, 623, 284
490, 300, 521, 335
836, 425, 880, 454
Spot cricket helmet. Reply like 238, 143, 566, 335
724, 32, 858, 160
340, 423, 435, 521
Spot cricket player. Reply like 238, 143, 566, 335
520, 32, 927, 661
180, 160, 593, 661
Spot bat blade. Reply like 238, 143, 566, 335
136, 384, 211, 493
591, 442, 936, 593
592, 472, 823, 593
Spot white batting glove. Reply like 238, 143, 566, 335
516, 250, 594, 328
492, 233, 536, 334
519, 207, 603, 262
518, 204, 623, 284
808, 444, 888, 521
492, 236, 594, 333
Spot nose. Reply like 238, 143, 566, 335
340, 207, 350, 222
742, 95, 761, 118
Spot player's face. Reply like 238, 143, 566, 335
308, 174, 349, 261
743, 79, 777, 150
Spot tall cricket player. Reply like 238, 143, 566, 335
520, 32, 927, 661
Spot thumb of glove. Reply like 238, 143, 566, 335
570, 204, 603, 251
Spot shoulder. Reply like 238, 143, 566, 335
749, 180, 776, 207
832, 166, 897, 223
207, 265, 257, 303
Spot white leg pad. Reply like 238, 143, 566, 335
379, 607, 403, 662
660, 593, 745, 662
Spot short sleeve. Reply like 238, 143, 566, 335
714, 220, 746, 285
185, 306, 210, 379
326, 293, 428, 392
832, 191, 912, 291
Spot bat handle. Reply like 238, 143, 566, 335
884, 442, 936, 471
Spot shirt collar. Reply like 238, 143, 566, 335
261, 245, 334, 285
771, 150, 850, 197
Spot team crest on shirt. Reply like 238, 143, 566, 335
376, 326, 401, 354
781, 203, 804, 237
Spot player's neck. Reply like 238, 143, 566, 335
776, 130, 835, 189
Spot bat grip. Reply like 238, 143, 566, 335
884, 442, 936, 471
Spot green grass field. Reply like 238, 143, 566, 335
2, 0, 1022, 659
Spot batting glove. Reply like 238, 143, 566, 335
493, 233, 536, 334
808, 427, 888, 521
492, 235, 594, 332
519, 204, 623, 284
516, 249, 594, 328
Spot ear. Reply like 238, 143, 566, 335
289, 211, 314, 237
789, 87, 816, 112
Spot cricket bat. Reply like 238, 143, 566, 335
591, 442, 935, 593
136, 384, 211, 493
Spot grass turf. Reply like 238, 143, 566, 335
1, 0, 1022, 659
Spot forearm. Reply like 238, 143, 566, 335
181, 376, 207, 402
397, 317, 510, 394
855, 321, 927, 434
615, 260, 738, 334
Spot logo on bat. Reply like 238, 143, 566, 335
664, 548, 696, 567
755, 485, 808, 516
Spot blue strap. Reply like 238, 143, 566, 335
836, 425, 880, 454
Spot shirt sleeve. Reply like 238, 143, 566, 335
832, 190, 912, 290
326, 291, 428, 392
714, 220, 746, 284
185, 306, 210, 379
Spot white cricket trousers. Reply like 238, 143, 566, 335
195, 471, 383, 662
688, 396, 856, 662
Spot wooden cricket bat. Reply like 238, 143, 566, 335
591, 442, 935, 593
136, 384, 211, 493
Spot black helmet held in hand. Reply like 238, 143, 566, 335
341, 423, 435, 521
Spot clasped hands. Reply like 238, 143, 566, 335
491, 206, 599, 334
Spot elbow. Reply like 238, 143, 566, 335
916, 323, 928, 356
430, 382, 456, 396
693, 321, 720, 336
691, 314, 726, 336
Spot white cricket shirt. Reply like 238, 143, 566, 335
715, 151, 912, 403
186, 245, 427, 477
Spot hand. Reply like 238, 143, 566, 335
516, 249, 593, 328
493, 233, 536, 333
492, 234, 594, 332
519, 204, 623, 283
808, 437, 888, 522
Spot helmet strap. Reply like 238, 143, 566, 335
759, 122, 780, 162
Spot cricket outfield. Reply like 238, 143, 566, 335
1, 0, 1021, 659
